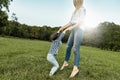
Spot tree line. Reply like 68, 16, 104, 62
0, 19, 69, 42
1, 20, 120, 52
83, 22, 120, 51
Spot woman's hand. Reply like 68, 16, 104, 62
66, 27, 73, 31
57, 22, 72, 33
63, 27, 72, 33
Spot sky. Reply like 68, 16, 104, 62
8, 0, 120, 28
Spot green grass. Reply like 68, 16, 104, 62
0, 37, 120, 80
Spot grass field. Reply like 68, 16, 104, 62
0, 37, 120, 80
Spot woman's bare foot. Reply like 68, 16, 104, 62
60, 61, 68, 70
69, 66, 79, 78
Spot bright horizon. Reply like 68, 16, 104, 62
8, 0, 120, 28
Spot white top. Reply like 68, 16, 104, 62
70, 7, 86, 31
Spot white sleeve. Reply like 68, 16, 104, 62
69, 12, 75, 25
78, 8, 86, 23
70, 8, 86, 25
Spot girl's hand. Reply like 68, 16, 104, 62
57, 28, 63, 33
57, 22, 72, 33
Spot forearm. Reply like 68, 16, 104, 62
69, 20, 84, 30
69, 23, 80, 30
58, 22, 72, 33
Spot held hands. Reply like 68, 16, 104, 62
65, 27, 72, 31
57, 22, 73, 33
57, 26, 72, 33
57, 28, 63, 33
63, 27, 72, 33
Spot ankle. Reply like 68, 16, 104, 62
64, 61, 68, 65
73, 66, 79, 71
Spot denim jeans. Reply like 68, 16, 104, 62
65, 27, 83, 66
47, 54, 59, 75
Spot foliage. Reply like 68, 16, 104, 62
1, 20, 120, 51
0, 0, 13, 32
0, 11, 8, 27
96, 22, 120, 51
83, 22, 120, 51
1, 21, 69, 42
0, 0, 13, 11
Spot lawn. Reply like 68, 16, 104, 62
0, 37, 120, 80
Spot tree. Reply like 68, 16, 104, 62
0, 0, 13, 34
94, 22, 120, 51
82, 22, 120, 52
0, 11, 8, 27
11, 13, 18, 22
0, 0, 13, 11
0, 0, 12, 27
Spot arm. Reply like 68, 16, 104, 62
66, 21, 84, 31
57, 22, 72, 33
57, 32, 65, 41
57, 29, 69, 41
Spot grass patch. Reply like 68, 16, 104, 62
0, 37, 120, 80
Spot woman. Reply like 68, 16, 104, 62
57, 0, 86, 78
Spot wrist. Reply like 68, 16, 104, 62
57, 31, 60, 33
63, 30, 66, 33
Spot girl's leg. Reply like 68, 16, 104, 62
47, 54, 59, 76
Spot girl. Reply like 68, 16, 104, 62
47, 29, 68, 76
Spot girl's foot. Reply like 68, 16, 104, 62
60, 61, 68, 70
49, 73, 53, 76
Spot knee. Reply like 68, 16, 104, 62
67, 42, 73, 48
56, 64, 59, 69
66, 45, 73, 50
73, 46, 79, 54
47, 54, 50, 61
54, 63, 59, 69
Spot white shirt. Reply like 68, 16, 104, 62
70, 7, 86, 31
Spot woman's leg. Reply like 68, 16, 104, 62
70, 29, 83, 78
47, 54, 59, 76
65, 30, 74, 62
73, 29, 83, 66
60, 30, 74, 70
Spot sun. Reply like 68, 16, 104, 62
84, 9, 100, 29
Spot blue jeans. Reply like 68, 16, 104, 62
65, 27, 83, 66
47, 54, 59, 75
